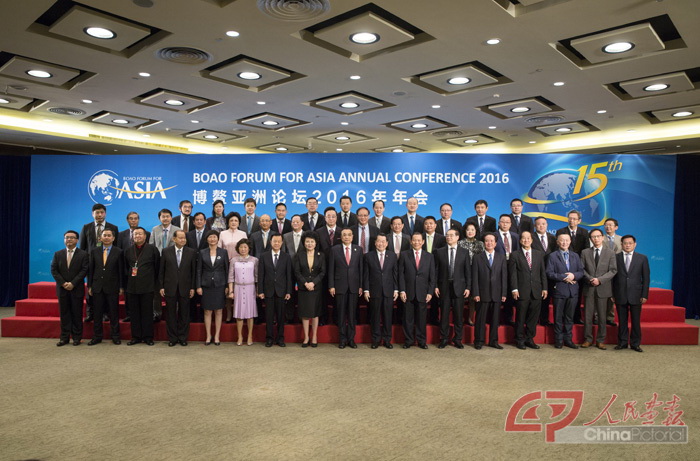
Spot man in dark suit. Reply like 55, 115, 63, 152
531, 217, 557, 326
258, 234, 293, 347
370, 200, 391, 234
87, 228, 123, 345
329, 228, 364, 348
581, 228, 617, 350
434, 229, 470, 349
273, 202, 293, 236
117, 211, 149, 251
249, 214, 278, 258
464, 199, 497, 241
124, 227, 160, 346
186, 212, 209, 252
495, 214, 520, 260
338, 195, 358, 229
239, 197, 261, 236
471, 233, 507, 349
353, 207, 379, 253
546, 233, 584, 349
509, 198, 534, 236
399, 233, 435, 349
556, 210, 589, 256
363, 233, 399, 348
423, 215, 446, 325
300, 196, 325, 231
159, 230, 197, 346
171, 200, 194, 233
401, 197, 424, 235
79, 203, 119, 322
387, 216, 410, 258
509, 231, 547, 350
612, 235, 650, 352
51, 230, 89, 346
436, 202, 463, 237
317, 207, 341, 255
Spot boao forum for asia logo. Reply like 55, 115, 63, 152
87, 170, 177, 205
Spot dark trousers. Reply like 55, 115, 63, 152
553, 297, 576, 344
92, 290, 120, 340
428, 296, 440, 325
128, 292, 154, 341
265, 295, 287, 342
515, 296, 541, 345
190, 294, 202, 323
616, 303, 642, 347
539, 283, 553, 324
500, 295, 515, 325
439, 286, 465, 342
403, 299, 427, 345
369, 294, 393, 344
336, 291, 358, 344
58, 290, 84, 342
474, 301, 499, 345
165, 294, 191, 342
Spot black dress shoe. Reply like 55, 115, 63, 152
122, 316, 131, 323
310, 342, 317, 348
489, 342, 503, 350
418, 343, 428, 349
112, 339, 121, 345
554, 343, 563, 349
265, 340, 273, 347
302, 341, 309, 348
371, 342, 379, 349
145, 340, 155, 346
73, 340, 81, 346
338, 342, 346, 349
168, 341, 178, 347
516, 344, 527, 350
402, 344, 411, 349
384, 342, 393, 349
607, 321, 618, 327
631, 346, 643, 352
348, 342, 358, 349
540, 321, 553, 326
614, 345, 627, 350
56, 340, 69, 347
205, 341, 211, 346
474, 344, 482, 350
214, 342, 221, 346
278, 341, 286, 347
180, 341, 188, 346
437, 340, 448, 349
525, 342, 540, 350
453, 342, 465, 349
88, 339, 101, 346
127, 339, 141, 346
84, 315, 94, 322
564, 342, 579, 349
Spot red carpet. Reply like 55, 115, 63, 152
2, 282, 697, 345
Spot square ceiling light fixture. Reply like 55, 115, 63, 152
87, 111, 160, 129
296, 3, 434, 62
256, 142, 306, 153
183, 129, 245, 142
442, 134, 502, 148
531, 121, 597, 137
0, 53, 95, 90
477, 97, 562, 120
135, 89, 221, 113
237, 113, 309, 130
373, 144, 423, 153
306, 91, 394, 115
0, 93, 46, 112
313, 131, 375, 144
384, 116, 456, 133
29, 1, 169, 57
406, 61, 512, 95
642, 104, 700, 124
491, 0, 574, 17
553, 15, 686, 68
606, 69, 698, 101
201, 55, 305, 92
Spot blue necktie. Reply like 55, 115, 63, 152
488, 253, 493, 267
410, 215, 415, 234
563, 252, 569, 270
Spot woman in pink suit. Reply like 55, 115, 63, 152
228, 239, 258, 346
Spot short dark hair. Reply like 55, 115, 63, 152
205, 229, 220, 241
291, 214, 302, 221
423, 215, 437, 224
474, 199, 488, 208
411, 232, 423, 240
133, 226, 146, 235
446, 228, 460, 238
376, 233, 388, 241
179, 200, 192, 209
520, 231, 532, 240
621, 234, 636, 243
483, 232, 497, 242
605, 218, 619, 227
499, 214, 511, 222
270, 234, 283, 242
589, 228, 604, 238
340, 195, 352, 204
172, 229, 186, 238
275, 202, 287, 210
567, 209, 582, 219
64, 230, 79, 239
341, 227, 354, 236
92, 203, 106, 212
356, 206, 370, 215
301, 231, 319, 246
510, 198, 523, 206
193, 212, 206, 220
226, 211, 241, 227
391, 216, 403, 225
323, 206, 337, 215
235, 238, 251, 253
534, 216, 547, 224
100, 228, 115, 238
158, 208, 172, 218
305, 196, 317, 204
440, 203, 452, 210
373, 200, 385, 207
244, 197, 256, 206
211, 199, 225, 218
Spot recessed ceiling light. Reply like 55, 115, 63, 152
555, 127, 572, 132
336, 148, 343, 151
143, 134, 150, 137
138, 72, 151, 77
411, 123, 428, 128
603, 41, 634, 54
26, 70, 52, 78
553, 81, 565, 87
256, 101, 266, 105
262, 120, 279, 126
164, 99, 185, 106
340, 122, 349, 126
238, 71, 261, 80
275, 147, 288, 151
0, 98, 10, 104
112, 119, 130, 124
191, 120, 200, 124
486, 38, 501, 45
510, 106, 530, 113
463, 139, 479, 144
447, 77, 470, 85
644, 83, 669, 92
488, 126, 497, 129
403, 138, 411, 141
528, 141, 536, 144
335, 136, 350, 141
392, 148, 404, 153
81, 99, 93, 104
340, 102, 359, 109
672, 111, 694, 117
350, 32, 379, 44
597, 110, 607, 114
226, 30, 240, 37
204, 134, 219, 139
431, 105, 441, 109
84, 27, 116, 39
349, 75, 361, 80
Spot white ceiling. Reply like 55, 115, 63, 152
0, 0, 699, 156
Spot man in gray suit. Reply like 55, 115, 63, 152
581, 228, 617, 349
612, 235, 650, 352
283, 214, 304, 258
603, 218, 623, 326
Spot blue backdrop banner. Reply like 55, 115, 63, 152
31, 153, 676, 287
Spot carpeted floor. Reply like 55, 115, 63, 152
1, 307, 698, 460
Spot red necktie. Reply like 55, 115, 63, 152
345, 246, 351, 265
329, 228, 335, 242
415, 251, 420, 270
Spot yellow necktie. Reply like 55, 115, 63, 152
103, 247, 108, 265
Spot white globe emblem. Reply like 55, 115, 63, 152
87, 170, 120, 205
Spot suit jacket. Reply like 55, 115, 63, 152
117, 228, 150, 250
471, 251, 507, 303
605, 234, 622, 254
369, 216, 391, 235
398, 249, 435, 302
293, 250, 326, 291
352, 225, 379, 253
328, 244, 363, 293
422, 232, 446, 254
546, 250, 584, 299
434, 245, 471, 297
531, 232, 557, 256
186, 228, 209, 251
257, 251, 294, 298
239, 214, 261, 236
249, 229, 279, 258
363, 250, 398, 297
401, 214, 424, 235
79, 221, 119, 251
272, 218, 293, 236
172, 215, 194, 232
581, 246, 617, 298
159, 245, 197, 297
613, 252, 650, 305
495, 230, 520, 257
300, 213, 325, 231
436, 219, 463, 237
88, 245, 124, 294
464, 215, 497, 240
149, 225, 182, 254
338, 211, 358, 229
283, 232, 305, 258
196, 247, 229, 288
123, 243, 160, 294
317, 227, 342, 255
509, 248, 546, 300
387, 232, 410, 257
509, 214, 534, 235
50, 247, 89, 297
556, 226, 589, 255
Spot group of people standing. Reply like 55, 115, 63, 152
50, 195, 650, 352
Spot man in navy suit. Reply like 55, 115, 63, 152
249, 214, 278, 258
399, 233, 435, 349
509, 198, 534, 236
612, 235, 650, 352
159, 230, 197, 346
273, 202, 293, 236
329, 228, 364, 348
464, 199, 497, 241
338, 195, 358, 229
471, 233, 507, 349
258, 234, 293, 347
401, 197, 424, 235
363, 234, 399, 348
51, 230, 89, 346
546, 233, 584, 349
186, 212, 209, 251
434, 229, 470, 348
87, 228, 124, 345
495, 214, 519, 326
370, 200, 392, 234
353, 207, 379, 253
436, 203, 463, 238
300, 196, 325, 231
